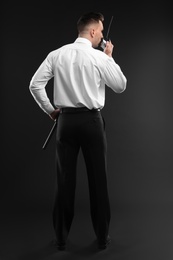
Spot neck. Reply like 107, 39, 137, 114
78, 33, 92, 43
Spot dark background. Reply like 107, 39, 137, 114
1, 1, 173, 259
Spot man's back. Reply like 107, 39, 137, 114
30, 37, 126, 112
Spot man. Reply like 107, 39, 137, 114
29, 11, 127, 250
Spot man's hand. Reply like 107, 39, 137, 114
49, 108, 60, 121
104, 40, 114, 57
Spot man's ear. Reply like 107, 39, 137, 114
90, 28, 95, 38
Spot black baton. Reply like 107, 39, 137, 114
42, 119, 57, 150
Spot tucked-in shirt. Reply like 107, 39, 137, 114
29, 37, 127, 114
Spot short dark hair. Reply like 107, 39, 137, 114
77, 12, 104, 33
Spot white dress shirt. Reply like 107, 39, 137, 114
29, 37, 127, 115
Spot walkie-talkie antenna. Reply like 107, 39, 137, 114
106, 15, 114, 40
100, 15, 114, 50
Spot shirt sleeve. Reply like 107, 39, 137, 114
102, 56, 127, 93
29, 54, 55, 115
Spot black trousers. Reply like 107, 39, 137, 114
52, 109, 111, 244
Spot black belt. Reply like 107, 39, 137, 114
60, 107, 100, 113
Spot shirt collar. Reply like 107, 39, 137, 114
74, 37, 92, 47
